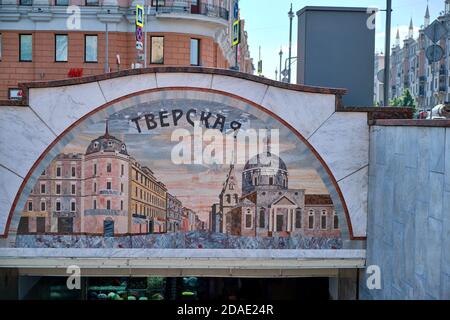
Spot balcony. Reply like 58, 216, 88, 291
150, 1, 229, 25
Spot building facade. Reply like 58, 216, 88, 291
386, 2, 450, 110
0, 0, 253, 100
227, 152, 340, 238
166, 193, 182, 232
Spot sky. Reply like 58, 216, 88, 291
239, 0, 439, 81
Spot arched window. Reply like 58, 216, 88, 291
321, 210, 327, 230
259, 208, 265, 228
245, 209, 252, 228
229, 183, 234, 190
333, 211, 339, 229
234, 194, 239, 203
269, 177, 273, 185
308, 210, 314, 229
295, 208, 302, 228
226, 194, 231, 204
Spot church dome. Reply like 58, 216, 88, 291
85, 122, 128, 156
243, 153, 287, 172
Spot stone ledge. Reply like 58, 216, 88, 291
370, 119, 450, 127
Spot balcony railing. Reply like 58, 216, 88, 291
152, 1, 229, 21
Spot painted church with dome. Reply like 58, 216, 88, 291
218, 150, 341, 238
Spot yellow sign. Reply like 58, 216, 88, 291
232, 20, 240, 46
136, 5, 144, 27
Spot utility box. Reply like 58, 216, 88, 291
296, 7, 375, 106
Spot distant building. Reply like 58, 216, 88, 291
19, 153, 83, 234
209, 203, 220, 233
223, 151, 340, 238
374, 52, 385, 105
219, 164, 240, 234
167, 193, 183, 232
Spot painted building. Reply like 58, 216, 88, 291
218, 164, 239, 233
166, 193, 182, 232
228, 151, 340, 238
19, 153, 83, 234
0, 0, 253, 100
129, 159, 167, 233
83, 124, 130, 235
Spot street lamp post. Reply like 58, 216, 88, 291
288, 3, 294, 83
279, 47, 283, 82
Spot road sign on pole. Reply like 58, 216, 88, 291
232, 20, 241, 46
426, 44, 444, 63
424, 20, 447, 43
136, 5, 144, 27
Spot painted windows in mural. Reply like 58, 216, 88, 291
295, 208, 302, 228
85, 35, 98, 62
27, 201, 32, 211
55, 35, 68, 62
56, 200, 61, 212
308, 210, 314, 229
71, 200, 76, 212
40, 183, 46, 194
151, 36, 164, 64
321, 210, 327, 230
19, 0, 32, 6
56, 166, 61, 177
259, 209, 265, 228
107, 200, 111, 210
36, 217, 45, 233
190, 39, 200, 66
333, 212, 339, 229
245, 210, 252, 228
93, 199, 97, 210
107, 182, 112, 190
40, 200, 46, 211
121, 164, 125, 176
71, 166, 76, 177
19, 34, 32, 62
276, 215, 283, 232
85, 0, 99, 6
107, 163, 112, 173
71, 183, 76, 195
56, 183, 61, 195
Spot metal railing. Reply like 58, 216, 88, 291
152, 1, 229, 21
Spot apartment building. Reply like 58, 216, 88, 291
0, 0, 254, 100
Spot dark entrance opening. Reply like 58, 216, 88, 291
18, 276, 330, 300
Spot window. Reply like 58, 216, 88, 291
269, 177, 274, 185
36, 217, 46, 233
93, 163, 97, 176
121, 183, 124, 193
19, 34, 32, 62
226, 194, 231, 204
56, 183, 61, 195
85, 35, 98, 62
120, 200, 124, 211
295, 208, 302, 228
151, 36, 164, 64
107, 163, 112, 173
190, 39, 200, 66
40, 183, 46, 194
151, 0, 165, 6
245, 212, 252, 228
71, 183, 76, 195
106, 200, 111, 210
71, 200, 76, 212
20, 0, 32, 5
56, 200, 61, 212
55, 0, 69, 5
56, 166, 61, 177
41, 200, 46, 211
28, 201, 33, 211
71, 166, 76, 177
85, 0, 99, 5
93, 182, 97, 193
42, 169, 46, 175
333, 212, 339, 229
55, 34, 68, 62
121, 164, 124, 176
107, 181, 112, 190
308, 210, 314, 229
321, 210, 327, 230
259, 208, 265, 228
93, 199, 97, 210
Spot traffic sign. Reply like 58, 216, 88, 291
135, 26, 143, 42
426, 44, 444, 63
377, 69, 384, 83
233, 2, 239, 20
232, 20, 241, 46
136, 5, 144, 27
424, 20, 447, 43
136, 41, 143, 50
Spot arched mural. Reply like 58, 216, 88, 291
8, 89, 349, 249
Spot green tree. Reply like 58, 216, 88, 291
389, 89, 417, 112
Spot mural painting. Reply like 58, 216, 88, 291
14, 93, 343, 249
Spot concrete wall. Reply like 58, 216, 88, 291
296, 7, 375, 106
360, 125, 450, 300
